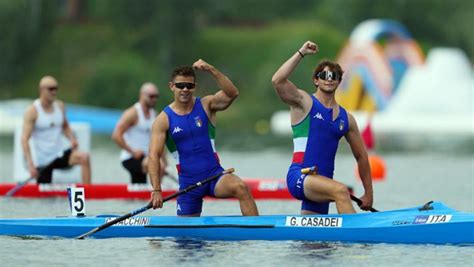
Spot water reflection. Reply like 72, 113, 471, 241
289, 241, 373, 260
148, 238, 216, 264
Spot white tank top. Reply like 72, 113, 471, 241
120, 103, 156, 161
31, 99, 64, 167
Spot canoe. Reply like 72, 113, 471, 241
0, 179, 292, 200
0, 201, 472, 244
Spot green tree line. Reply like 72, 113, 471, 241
0, 0, 472, 130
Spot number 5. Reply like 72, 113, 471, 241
74, 190, 84, 212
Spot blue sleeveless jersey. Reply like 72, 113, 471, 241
290, 94, 349, 178
163, 98, 221, 179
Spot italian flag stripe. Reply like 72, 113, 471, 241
210, 139, 216, 152
292, 115, 310, 138
208, 122, 216, 139
293, 137, 307, 152
291, 114, 310, 163
165, 132, 177, 153
208, 122, 219, 161
166, 131, 180, 172
292, 152, 305, 163
171, 151, 180, 163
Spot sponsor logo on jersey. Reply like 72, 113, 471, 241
172, 126, 183, 134
195, 116, 202, 127
339, 120, 344, 131
313, 112, 324, 120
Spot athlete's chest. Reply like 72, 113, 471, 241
310, 107, 347, 135
35, 111, 63, 130
169, 114, 208, 142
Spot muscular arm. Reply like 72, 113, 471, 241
271, 52, 306, 107
21, 105, 37, 172
271, 41, 318, 109
194, 59, 239, 112
148, 112, 169, 193
345, 113, 374, 209
111, 108, 138, 154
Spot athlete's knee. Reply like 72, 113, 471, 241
332, 183, 351, 201
233, 179, 251, 198
79, 153, 90, 165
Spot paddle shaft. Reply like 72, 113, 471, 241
76, 168, 234, 239
351, 195, 378, 212
5, 177, 35, 197
301, 165, 377, 212
5, 159, 60, 197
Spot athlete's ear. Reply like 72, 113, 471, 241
168, 82, 174, 90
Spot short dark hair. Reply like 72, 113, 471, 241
171, 66, 196, 82
313, 60, 344, 81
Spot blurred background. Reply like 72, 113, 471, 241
0, 0, 472, 187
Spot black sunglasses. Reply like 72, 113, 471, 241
174, 82, 195, 90
316, 71, 341, 81
147, 94, 159, 99
46, 86, 58, 92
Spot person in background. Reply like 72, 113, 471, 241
21, 75, 91, 184
148, 60, 259, 217
271, 41, 373, 214
112, 82, 168, 184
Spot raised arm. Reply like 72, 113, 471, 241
21, 105, 38, 178
59, 101, 78, 149
344, 113, 374, 210
271, 41, 319, 108
194, 59, 239, 112
148, 112, 169, 209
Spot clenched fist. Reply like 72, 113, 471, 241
193, 59, 214, 71
299, 41, 319, 56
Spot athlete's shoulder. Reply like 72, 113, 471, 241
55, 100, 65, 109
153, 111, 170, 130
345, 111, 358, 130
24, 104, 38, 120
124, 105, 139, 117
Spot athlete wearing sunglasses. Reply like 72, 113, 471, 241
272, 41, 374, 215
148, 59, 259, 217
173, 82, 196, 90
21, 75, 91, 185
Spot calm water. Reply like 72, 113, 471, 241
0, 136, 473, 266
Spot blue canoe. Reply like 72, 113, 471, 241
0, 201, 473, 244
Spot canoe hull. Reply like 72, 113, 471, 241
1, 202, 472, 244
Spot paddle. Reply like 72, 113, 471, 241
301, 166, 378, 212
350, 195, 378, 212
5, 159, 60, 197
76, 168, 235, 239
5, 177, 35, 197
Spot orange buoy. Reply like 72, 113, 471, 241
355, 153, 386, 181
